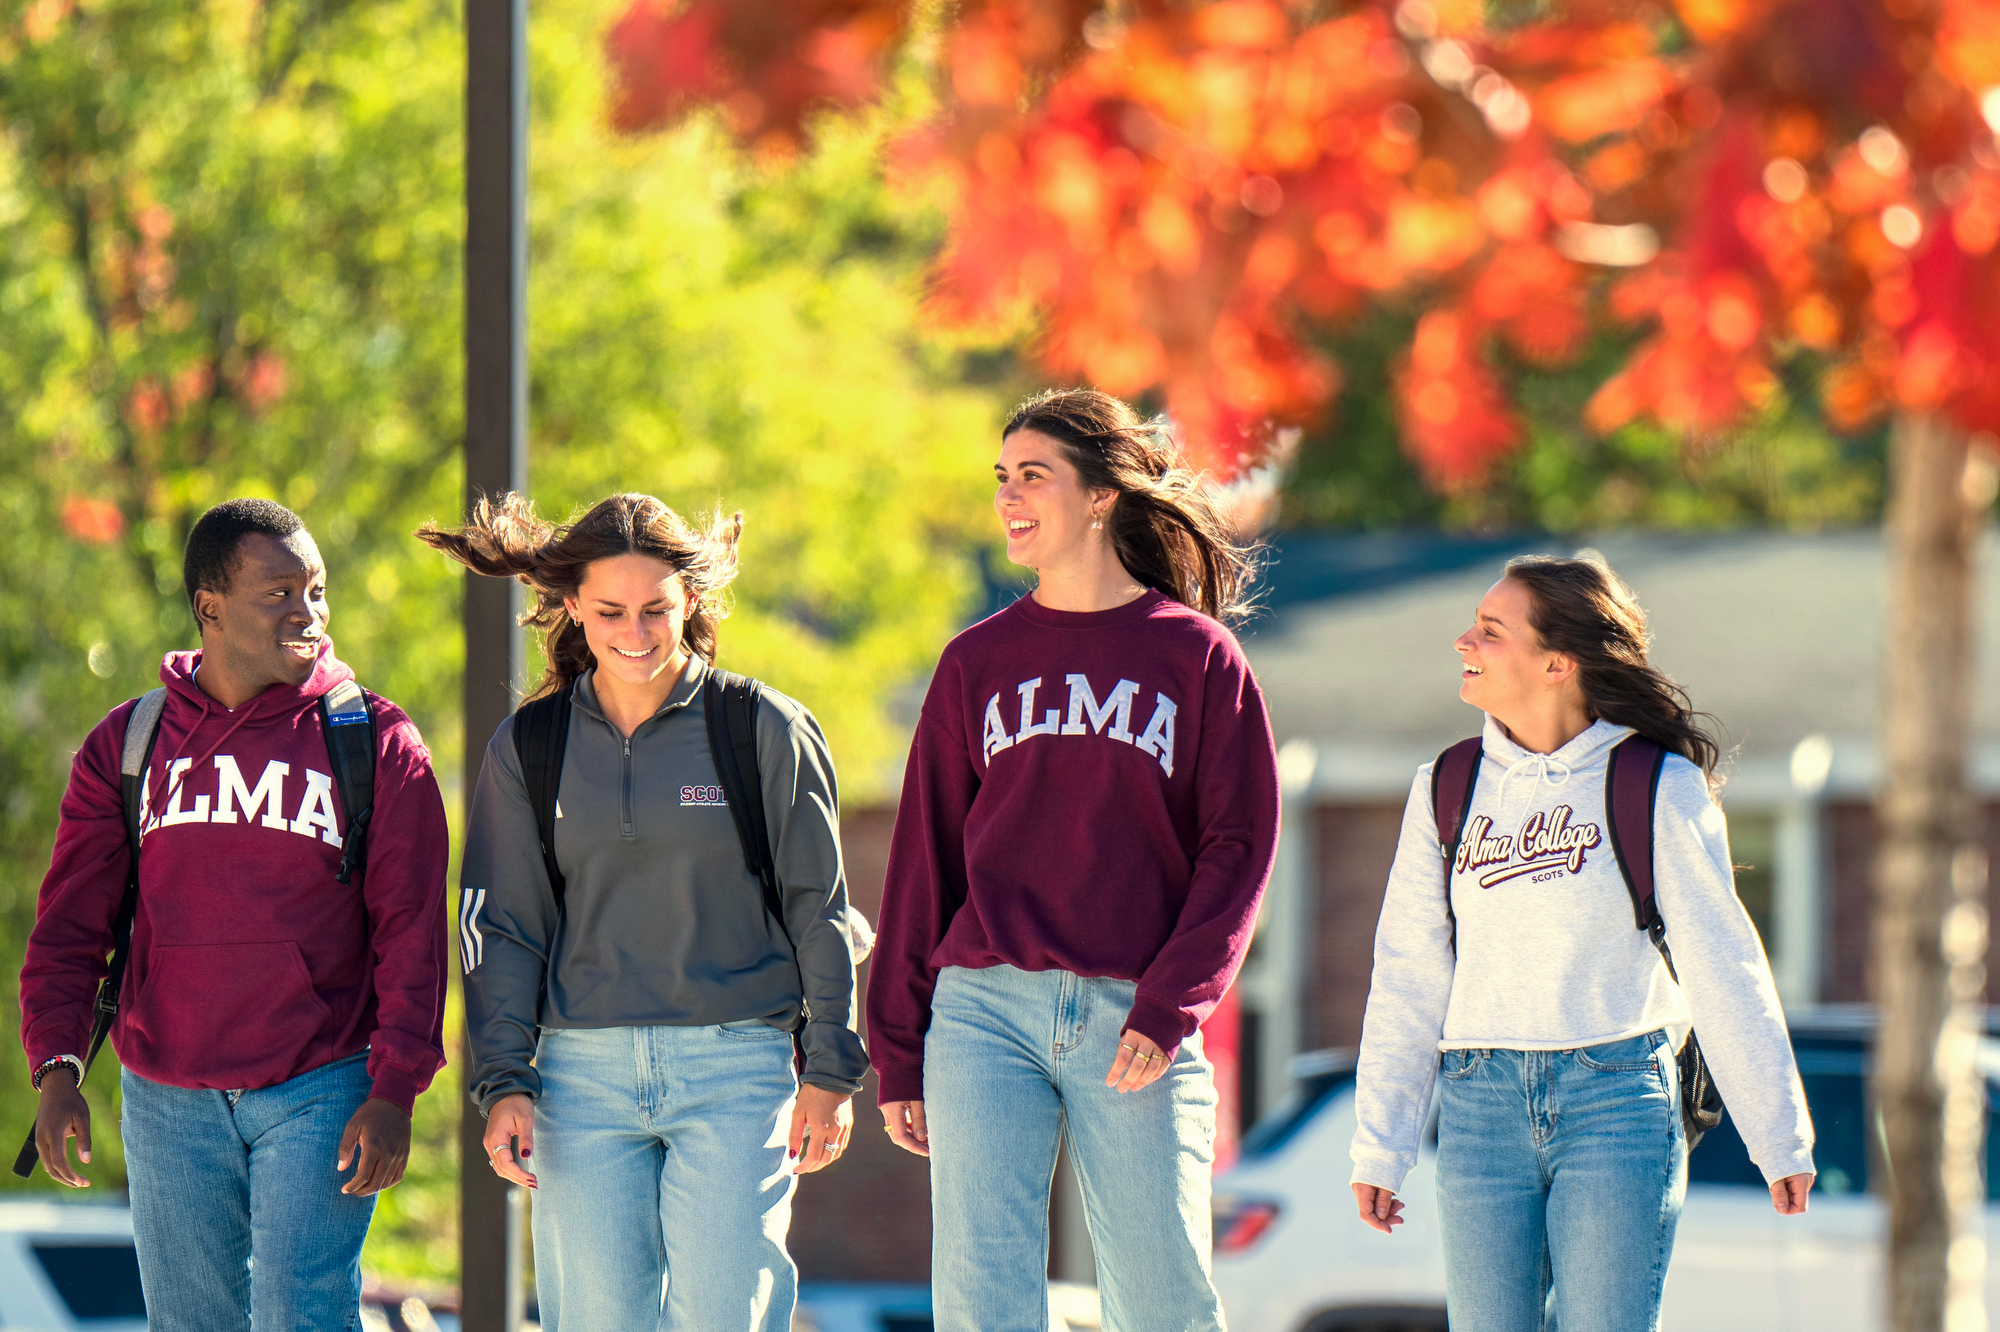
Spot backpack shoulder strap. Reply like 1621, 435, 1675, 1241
512, 682, 574, 914
102, 693, 165, 1057
1429, 737, 1482, 954
1430, 737, 1484, 869
121, 689, 169, 838
1605, 734, 1670, 939
319, 681, 378, 886
703, 668, 787, 935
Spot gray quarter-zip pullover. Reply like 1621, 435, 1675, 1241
461, 657, 866, 1106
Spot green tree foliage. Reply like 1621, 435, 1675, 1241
0, 0, 469, 1220
0, 0, 1013, 1287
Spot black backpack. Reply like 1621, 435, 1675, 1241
510, 667, 795, 957
1431, 733, 1727, 1150
14, 681, 378, 1179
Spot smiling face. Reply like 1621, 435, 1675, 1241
565, 553, 696, 689
194, 531, 329, 692
994, 428, 1111, 571
1454, 577, 1572, 717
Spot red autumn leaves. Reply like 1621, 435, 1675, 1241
609, 0, 2000, 482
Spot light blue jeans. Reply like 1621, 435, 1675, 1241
1436, 1030, 1688, 1332
529, 1022, 801, 1332
924, 964, 1223, 1332
121, 1049, 377, 1332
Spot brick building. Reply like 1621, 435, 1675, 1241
792, 527, 2000, 1282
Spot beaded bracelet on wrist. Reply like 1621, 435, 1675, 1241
31, 1055, 83, 1092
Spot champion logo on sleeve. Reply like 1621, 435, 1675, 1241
681, 785, 728, 807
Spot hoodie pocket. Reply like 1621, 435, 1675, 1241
130, 942, 333, 1086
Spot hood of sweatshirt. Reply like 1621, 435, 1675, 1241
160, 639, 354, 721
1479, 714, 1635, 819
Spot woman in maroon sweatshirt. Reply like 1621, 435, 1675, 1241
869, 389, 1280, 1332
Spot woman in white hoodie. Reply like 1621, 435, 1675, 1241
1348, 554, 1815, 1332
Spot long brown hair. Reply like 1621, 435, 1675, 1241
418, 492, 742, 701
1002, 388, 1260, 623
1502, 553, 1724, 790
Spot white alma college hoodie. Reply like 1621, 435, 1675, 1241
1349, 716, 1816, 1195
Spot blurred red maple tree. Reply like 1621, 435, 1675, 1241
605, 0, 2000, 487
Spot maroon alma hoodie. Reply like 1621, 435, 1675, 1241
19, 644, 449, 1112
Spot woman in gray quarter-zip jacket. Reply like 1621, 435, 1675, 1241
419, 492, 865, 1332
1348, 553, 1815, 1332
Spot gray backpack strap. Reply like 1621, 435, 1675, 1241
122, 688, 169, 777
120, 688, 169, 853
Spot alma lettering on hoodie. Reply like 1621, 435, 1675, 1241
141, 755, 352, 843
866, 590, 1280, 1105
19, 646, 450, 1114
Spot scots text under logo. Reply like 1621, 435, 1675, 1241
681, 785, 728, 807
1454, 805, 1602, 889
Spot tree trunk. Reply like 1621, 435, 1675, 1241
1874, 410, 1989, 1332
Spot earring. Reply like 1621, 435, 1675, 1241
1091, 514, 1103, 530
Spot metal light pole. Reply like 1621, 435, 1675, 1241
463, 0, 528, 1325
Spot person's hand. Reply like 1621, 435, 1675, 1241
790, 1085, 854, 1174
480, 1093, 537, 1190
1771, 1172, 1813, 1215
33, 1067, 92, 1188
881, 1100, 929, 1157
336, 1097, 411, 1197
1106, 1029, 1170, 1093
1353, 1183, 1406, 1234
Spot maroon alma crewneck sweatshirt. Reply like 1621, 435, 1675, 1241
867, 590, 1280, 1104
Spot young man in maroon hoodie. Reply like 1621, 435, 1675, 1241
19, 498, 449, 1331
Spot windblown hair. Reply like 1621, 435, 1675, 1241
1002, 388, 1259, 623
417, 492, 742, 701
184, 498, 308, 610
1503, 553, 1724, 791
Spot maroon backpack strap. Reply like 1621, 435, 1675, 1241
1604, 735, 1670, 936
1430, 737, 1485, 868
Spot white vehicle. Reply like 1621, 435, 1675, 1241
1212, 1015, 2000, 1332
0, 1200, 148, 1332
0, 1199, 463, 1332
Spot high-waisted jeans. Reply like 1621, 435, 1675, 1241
924, 963, 1224, 1332
1436, 1030, 1687, 1332
528, 1021, 801, 1332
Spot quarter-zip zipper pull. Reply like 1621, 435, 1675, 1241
621, 734, 635, 838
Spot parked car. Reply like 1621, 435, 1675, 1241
1211, 1012, 2000, 1332
0, 1200, 147, 1332
0, 1199, 461, 1332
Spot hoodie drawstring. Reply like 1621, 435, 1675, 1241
143, 699, 263, 832
1496, 751, 1574, 807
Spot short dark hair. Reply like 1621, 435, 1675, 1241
183, 498, 309, 610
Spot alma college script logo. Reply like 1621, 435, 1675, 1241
1454, 805, 1603, 889
981, 673, 1179, 776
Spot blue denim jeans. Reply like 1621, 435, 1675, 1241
1435, 1031, 1687, 1332
121, 1049, 376, 1332
924, 964, 1223, 1332
529, 1022, 801, 1332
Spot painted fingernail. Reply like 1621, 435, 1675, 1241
521, 1149, 531, 1158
